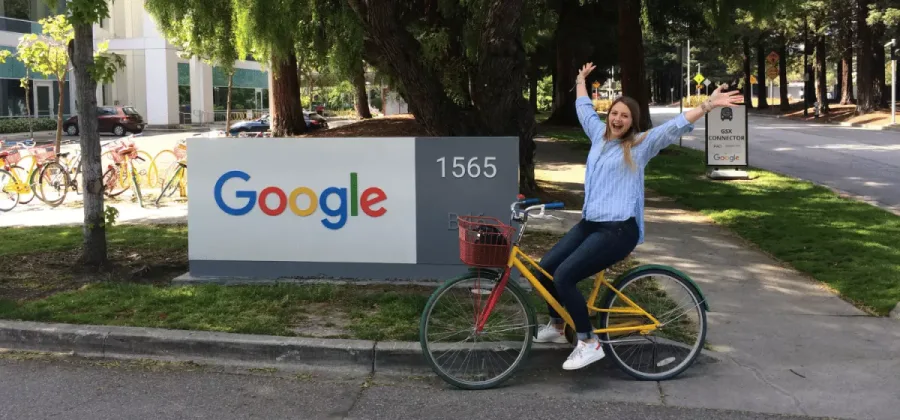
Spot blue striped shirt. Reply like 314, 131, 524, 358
574, 96, 695, 244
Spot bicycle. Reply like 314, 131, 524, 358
418, 196, 709, 390
154, 140, 187, 207
0, 145, 68, 210
102, 136, 148, 207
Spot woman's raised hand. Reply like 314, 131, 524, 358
577, 62, 596, 81
708, 84, 743, 108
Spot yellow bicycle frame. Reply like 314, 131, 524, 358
0, 156, 34, 195
508, 245, 661, 336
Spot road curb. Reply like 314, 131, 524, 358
750, 112, 900, 131
0, 320, 723, 376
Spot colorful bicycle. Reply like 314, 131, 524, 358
418, 196, 709, 389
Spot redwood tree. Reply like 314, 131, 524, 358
346, 0, 540, 191
856, 0, 875, 113
617, 0, 651, 130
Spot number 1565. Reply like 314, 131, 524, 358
437, 157, 497, 178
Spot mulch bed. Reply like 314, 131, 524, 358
297, 114, 430, 137
0, 248, 187, 302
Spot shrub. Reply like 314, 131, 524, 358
592, 99, 613, 113
681, 95, 710, 108
0, 117, 58, 134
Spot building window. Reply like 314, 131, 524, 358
0, 78, 29, 117
0, 0, 67, 34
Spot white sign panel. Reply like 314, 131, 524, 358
187, 137, 418, 264
705, 105, 748, 166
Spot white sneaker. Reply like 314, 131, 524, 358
562, 339, 605, 370
534, 322, 568, 344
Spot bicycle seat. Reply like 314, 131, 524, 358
58, 152, 70, 158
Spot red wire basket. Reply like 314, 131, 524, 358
1, 149, 21, 166
32, 146, 56, 164
458, 215, 516, 268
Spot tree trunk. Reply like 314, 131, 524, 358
756, 37, 768, 109
55, 78, 66, 154
816, 34, 829, 113
471, 0, 536, 192
23, 72, 32, 138
872, 23, 887, 108
779, 36, 790, 111
353, 61, 372, 119
856, 0, 874, 113
225, 71, 233, 136
71, 25, 106, 266
617, 0, 651, 130
804, 24, 817, 106
743, 36, 753, 107
841, 31, 854, 104
545, 0, 578, 125
271, 52, 307, 136
529, 63, 538, 114
836, 58, 843, 104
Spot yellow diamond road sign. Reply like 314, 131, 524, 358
693, 73, 705, 84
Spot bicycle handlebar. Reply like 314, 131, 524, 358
511, 195, 565, 221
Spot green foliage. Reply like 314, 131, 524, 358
89, 40, 126, 85
0, 118, 57, 134
66, 0, 111, 26
16, 15, 72, 82
536, 75, 553, 112
144, 0, 242, 72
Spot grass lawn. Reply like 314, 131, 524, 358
539, 127, 900, 315
3, 224, 632, 341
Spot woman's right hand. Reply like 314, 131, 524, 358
577, 62, 596, 82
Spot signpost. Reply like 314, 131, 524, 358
703, 78, 711, 95
592, 80, 601, 100
705, 105, 749, 180
766, 51, 779, 103
182, 136, 518, 283
693, 73, 705, 96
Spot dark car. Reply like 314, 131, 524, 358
227, 111, 329, 136
63, 106, 145, 136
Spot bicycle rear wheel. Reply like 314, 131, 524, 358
598, 267, 707, 381
420, 270, 535, 390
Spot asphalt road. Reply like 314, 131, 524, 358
0, 355, 833, 420
649, 107, 900, 215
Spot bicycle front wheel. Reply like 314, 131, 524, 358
0, 169, 20, 211
37, 161, 69, 207
598, 267, 707, 381
419, 270, 535, 390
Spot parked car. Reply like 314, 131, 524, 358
227, 111, 329, 136
63, 106, 145, 136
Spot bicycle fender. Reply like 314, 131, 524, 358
612, 264, 710, 311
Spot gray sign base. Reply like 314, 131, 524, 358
706, 168, 750, 180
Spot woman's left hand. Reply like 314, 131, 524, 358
707, 84, 743, 108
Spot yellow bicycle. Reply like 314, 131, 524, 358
0, 146, 68, 210
419, 196, 709, 389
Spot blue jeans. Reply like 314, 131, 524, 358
534, 217, 639, 340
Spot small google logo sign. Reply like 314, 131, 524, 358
213, 170, 387, 230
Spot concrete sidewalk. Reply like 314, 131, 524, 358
530, 137, 900, 420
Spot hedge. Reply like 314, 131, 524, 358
0, 118, 59, 134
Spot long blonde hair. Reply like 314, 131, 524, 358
604, 96, 649, 169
